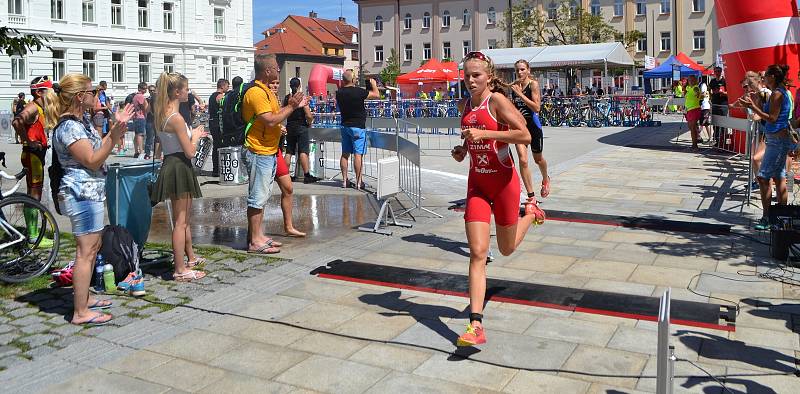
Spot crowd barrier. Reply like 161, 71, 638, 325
307, 122, 440, 218
707, 112, 756, 206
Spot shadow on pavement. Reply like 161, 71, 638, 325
401, 233, 470, 258
682, 376, 776, 394
741, 298, 800, 334
675, 330, 799, 374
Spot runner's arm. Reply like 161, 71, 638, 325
747, 91, 782, 123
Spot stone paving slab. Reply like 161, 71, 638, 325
503, 370, 591, 394
525, 316, 618, 347
347, 343, 433, 373
412, 353, 518, 391
365, 371, 481, 394
560, 345, 649, 389
274, 355, 390, 394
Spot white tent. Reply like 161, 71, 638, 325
481, 42, 635, 69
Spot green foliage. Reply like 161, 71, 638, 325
0, 27, 58, 56
502, 0, 636, 48
380, 48, 401, 86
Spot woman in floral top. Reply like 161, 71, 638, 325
43, 74, 134, 326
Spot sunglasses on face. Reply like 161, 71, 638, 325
78, 89, 97, 96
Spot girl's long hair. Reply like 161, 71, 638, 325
154, 72, 188, 131
43, 73, 90, 130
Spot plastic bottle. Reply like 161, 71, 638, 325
103, 263, 116, 293
94, 254, 105, 292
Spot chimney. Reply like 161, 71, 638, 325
338, 17, 346, 23
309, 11, 317, 18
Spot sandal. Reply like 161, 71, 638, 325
174, 270, 206, 282
72, 311, 112, 326
247, 243, 280, 254
540, 176, 551, 198
265, 238, 282, 248
525, 199, 546, 225
88, 299, 113, 310
186, 257, 207, 268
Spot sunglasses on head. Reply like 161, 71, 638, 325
464, 51, 488, 62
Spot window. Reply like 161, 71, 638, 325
660, 32, 671, 51
111, 52, 124, 82
636, 0, 646, 16
523, 6, 531, 19
11, 56, 25, 81
163, 3, 174, 31
164, 55, 174, 72
214, 8, 224, 35
138, 0, 149, 28
637, 37, 647, 52
374, 45, 383, 62
463, 9, 470, 26
487, 39, 497, 50
548, 2, 558, 20
111, 0, 122, 25
660, 0, 670, 14
693, 30, 706, 50
423, 43, 431, 60
590, 0, 601, 16
613, 0, 624, 16
443, 42, 451, 59
487, 7, 496, 25
351, 50, 359, 61
442, 10, 450, 27
82, 51, 96, 81
569, 0, 578, 18
52, 50, 66, 81
223, 57, 231, 81
693, 0, 705, 12
51, 0, 64, 20
139, 54, 150, 83
463, 40, 471, 57
211, 57, 219, 81
404, 13, 411, 30
374, 15, 383, 32
423, 12, 430, 29
82, 0, 95, 23
404, 44, 412, 61
8, 0, 23, 15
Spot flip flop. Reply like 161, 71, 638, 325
265, 238, 282, 248
89, 299, 112, 310
247, 243, 280, 254
72, 311, 112, 326
174, 269, 207, 282
186, 257, 207, 268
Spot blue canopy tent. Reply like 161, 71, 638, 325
642, 56, 701, 94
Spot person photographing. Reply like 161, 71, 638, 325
335, 70, 380, 190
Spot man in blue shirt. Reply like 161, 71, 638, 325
97, 81, 110, 134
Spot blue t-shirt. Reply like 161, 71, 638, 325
763, 87, 792, 133
54, 116, 106, 202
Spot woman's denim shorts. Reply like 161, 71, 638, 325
59, 196, 105, 236
758, 135, 793, 180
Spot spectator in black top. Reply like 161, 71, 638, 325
208, 78, 229, 176
145, 84, 157, 159
282, 77, 317, 183
709, 67, 728, 144
179, 91, 197, 126
335, 70, 380, 189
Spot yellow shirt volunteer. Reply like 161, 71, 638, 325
684, 85, 700, 111
242, 80, 281, 156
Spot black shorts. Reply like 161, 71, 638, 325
527, 121, 543, 154
285, 125, 310, 155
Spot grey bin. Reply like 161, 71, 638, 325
218, 146, 249, 185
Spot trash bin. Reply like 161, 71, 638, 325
106, 162, 160, 250
218, 146, 248, 185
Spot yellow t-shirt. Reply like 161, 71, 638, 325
242, 80, 280, 155
684, 85, 700, 111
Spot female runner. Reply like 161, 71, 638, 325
451, 52, 546, 346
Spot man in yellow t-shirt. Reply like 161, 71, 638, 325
242, 53, 307, 254
683, 75, 702, 149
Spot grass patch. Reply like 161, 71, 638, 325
8, 339, 31, 353
0, 275, 53, 300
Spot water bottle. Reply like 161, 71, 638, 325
93, 254, 105, 292
103, 263, 116, 293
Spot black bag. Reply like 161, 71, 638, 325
220, 81, 256, 148
49, 115, 81, 215
100, 225, 140, 283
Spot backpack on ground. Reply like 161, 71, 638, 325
100, 225, 140, 283
220, 81, 256, 148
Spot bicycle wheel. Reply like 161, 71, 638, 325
0, 195, 60, 283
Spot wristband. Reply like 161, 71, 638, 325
527, 192, 536, 198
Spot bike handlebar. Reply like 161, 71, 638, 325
0, 169, 27, 181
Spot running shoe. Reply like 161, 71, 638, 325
750, 180, 760, 191
486, 249, 494, 264
303, 174, 320, 184
754, 217, 770, 231
456, 323, 486, 347
525, 200, 546, 225
129, 271, 146, 297
117, 272, 137, 292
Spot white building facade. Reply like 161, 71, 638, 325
1, 0, 254, 109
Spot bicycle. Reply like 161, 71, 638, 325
0, 163, 60, 283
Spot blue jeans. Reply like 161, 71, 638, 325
59, 195, 105, 236
145, 120, 155, 156
758, 135, 792, 180
244, 150, 276, 209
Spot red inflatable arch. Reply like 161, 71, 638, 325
308, 64, 343, 97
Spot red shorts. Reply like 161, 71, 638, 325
464, 170, 521, 227
275, 149, 289, 178
686, 108, 702, 123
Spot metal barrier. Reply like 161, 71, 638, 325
709, 113, 756, 206
307, 125, 441, 218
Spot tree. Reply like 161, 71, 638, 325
380, 48, 401, 86
503, 0, 642, 49
0, 27, 56, 56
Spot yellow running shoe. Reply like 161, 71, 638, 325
456, 323, 486, 347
